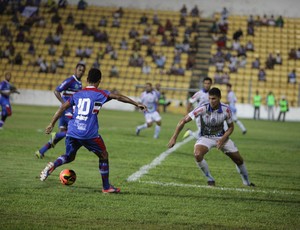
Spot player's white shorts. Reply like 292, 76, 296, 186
145, 111, 161, 123
195, 136, 238, 153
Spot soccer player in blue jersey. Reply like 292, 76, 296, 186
40, 68, 147, 193
0, 72, 20, 129
35, 63, 86, 158
136, 82, 162, 138
168, 87, 255, 187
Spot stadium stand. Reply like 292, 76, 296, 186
0, 3, 299, 106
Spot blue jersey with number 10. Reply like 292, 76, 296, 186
67, 86, 111, 139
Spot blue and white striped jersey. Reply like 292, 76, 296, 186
189, 102, 233, 137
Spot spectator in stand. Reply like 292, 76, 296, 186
65, 12, 74, 25
179, 16, 186, 27
57, 56, 65, 68
155, 53, 166, 68
28, 42, 35, 55
215, 58, 225, 72
228, 60, 237, 73
165, 19, 173, 31
110, 49, 118, 60
237, 45, 247, 57
186, 54, 195, 70
50, 59, 57, 73
265, 53, 275, 69
62, 44, 70, 57
109, 65, 119, 78
16, 29, 25, 43
56, 22, 63, 35
84, 46, 92, 58
275, 52, 282, 65
113, 7, 124, 18
288, 48, 297, 60
258, 68, 266, 81
48, 44, 56, 56
246, 40, 254, 51
76, 46, 85, 58
44, 32, 54, 44
157, 23, 165, 36
252, 57, 260, 69
214, 71, 222, 84
177, 65, 185, 76
142, 62, 151, 74
35, 54, 44, 66
275, 15, 284, 28
139, 13, 148, 24
112, 17, 120, 27
75, 18, 87, 30
173, 50, 181, 64
268, 15, 276, 26
221, 7, 229, 20
248, 15, 254, 25
120, 37, 128, 50
239, 56, 247, 68
247, 23, 255, 36
98, 16, 107, 27
39, 60, 48, 73
180, 4, 188, 17
209, 20, 219, 33
129, 27, 139, 39
233, 28, 243, 40
190, 5, 199, 17
288, 69, 296, 84
58, 0, 68, 8
14, 52, 23, 65
232, 39, 240, 51
53, 32, 61, 45
221, 71, 230, 84
92, 58, 100, 69
216, 33, 227, 49
296, 48, 300, 59
51, 12, 61, 24
77, 0, 87, 10
218, 19, 228, 34
261, 14, 268, 26
153, 13, 160, 25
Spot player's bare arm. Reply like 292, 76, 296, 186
45, 101, 71, 134
216, 122, 234, 149
109, 93, 147, 111
168, 115, 192, 148
54, 90, 65, 104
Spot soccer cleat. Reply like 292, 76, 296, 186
102, 185, 121, 194
207, 181, 216, 186
242, 130, 247, 135
247, 182, 255, 187
40, 162, 54, 181
135, 127, 140, 136
35, 150, 44, 159
49, 132, 56, 148
182, 129, 192, 139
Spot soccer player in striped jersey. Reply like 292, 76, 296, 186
226, 83, 247, 134
35, 63, 86, 158
0, 72, 20, 129
168, 87, 254, 187
136, 82, 162, 139
40, 68, 146, 193
183, 77, 212, 139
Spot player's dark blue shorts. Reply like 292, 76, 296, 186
0, 97, 12, 117
65, 136, 107, 158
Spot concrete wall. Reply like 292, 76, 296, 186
11, 89, 300, 121
68, 0, 300, 18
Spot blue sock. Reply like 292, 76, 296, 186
39, 143, 51, 155
53, 155, 67, 169
99, 159, 110, 189
53, 131, 67, 145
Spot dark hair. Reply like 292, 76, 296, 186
226, 83, 232, 88
87, 68, 102, 83
203, 77, 212, 83
209, 87, 221, 97
76, 63, 86, 69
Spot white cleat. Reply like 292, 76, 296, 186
40, 162, 54, 181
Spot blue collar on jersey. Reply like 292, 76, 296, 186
208, 103, 223, 113
201, 88, 208, 93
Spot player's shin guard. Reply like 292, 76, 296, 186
236, 163, 251, 186
196, 159, 215, 182
99, 159, 110, 189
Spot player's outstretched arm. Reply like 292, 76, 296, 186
45, 101, 71, 134
168, 115, 191, 148
109, 93, 147, 111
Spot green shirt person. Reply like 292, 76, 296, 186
253, 90, 261, 120
266, 91, 276, 120
277, 96, 289, 122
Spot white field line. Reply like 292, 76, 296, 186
127, 135, 194, 182
140, 181, 298, 196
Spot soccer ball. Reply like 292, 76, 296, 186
59, 169, 76, 185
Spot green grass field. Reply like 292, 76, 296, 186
0, 104, 299, 229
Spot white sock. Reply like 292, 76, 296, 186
154, 125, 161, 138
236, 120, 246, 132
196, 159, 215, 182
137, 123, 148, 131
236, 163, 250, 185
